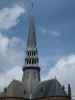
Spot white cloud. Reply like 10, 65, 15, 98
50, 31, 60, 37
0, 66, 22, 91
0, 5, 25, 30
0, 33, 25, 72
0, 33, 9, 53
39, 27, 60, 37
39, 56, 51, 80
48, 55, 75, 97
0, 32, 25, 91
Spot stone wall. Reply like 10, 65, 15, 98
0, 96, 70, 100
0, 97, 25, 100
33, 96, 69, 100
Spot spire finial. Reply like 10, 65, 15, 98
31, 0, 34, 16
32, 1, 34, 9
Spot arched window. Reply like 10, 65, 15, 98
35, 49, 37, 54
34, 59, 36, 64
27, 59, 28, 64
25, 59, 27, 64
30, 51, 32, 56
25, 59, 28, 64
29, 59, 31, 64
32, 58, 34, 64
36, 58, 39, 63
24, 90, 26, 95
29, 51, 30, 56
28, 51, 29, 56
34, 51, 35, 56
32, 51, 33, 56
40, 86, 45, 93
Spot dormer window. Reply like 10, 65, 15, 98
40, 86, 45, 93
24, 90, 26, 95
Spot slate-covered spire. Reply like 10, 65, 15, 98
24, 16, 39, 67
27, 16, 37, 50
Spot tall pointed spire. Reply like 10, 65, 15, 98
25, 16, 39, 67
27, 16, 37, 50
22, 1, 40, 98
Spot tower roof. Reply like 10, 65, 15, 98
27, 16, 37, 50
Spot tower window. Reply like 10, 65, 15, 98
28, 52, 29, 56
32, 59, 33, 64
4, 88, 7, 93
29, 59, 31, 64
27, 59, 28, 64
32, 51, 33, 56
40, 86, 45, 93
25, 59, 26, 63
24, 90, 26, 94
35, 49, 37, 54
36, 58, 39, 63
28, 51, 30, 56
25, 59, 28, 64
34, 59, 36, 64
33, 51, 35, 56
30, 51, 31, 56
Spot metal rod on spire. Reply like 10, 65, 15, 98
30, 0, 34, 16
32, 1, 34, 9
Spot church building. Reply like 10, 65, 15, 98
0, 14, 71, 100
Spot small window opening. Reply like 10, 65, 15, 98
24, 90, 26, 94
40, 86, 45, 92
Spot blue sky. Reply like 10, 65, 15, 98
0, 0, 75, 97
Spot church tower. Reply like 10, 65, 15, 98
22, 16, 40, 98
